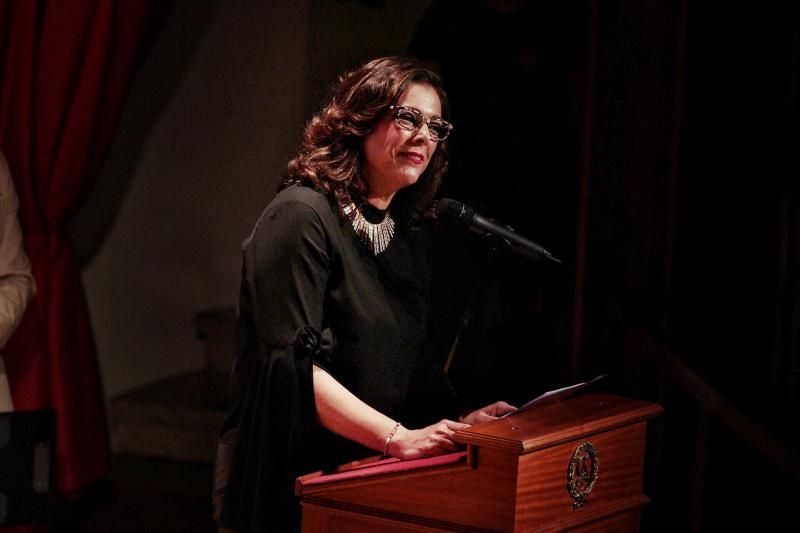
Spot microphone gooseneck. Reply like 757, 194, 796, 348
435, 198, 562, 264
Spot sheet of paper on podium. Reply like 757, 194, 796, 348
501, 373, 608, 418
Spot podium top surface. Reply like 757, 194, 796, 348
454, 393, 663, 455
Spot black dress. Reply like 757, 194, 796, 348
218, 184, 464, 532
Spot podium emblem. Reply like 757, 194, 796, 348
567, 442, 599, 509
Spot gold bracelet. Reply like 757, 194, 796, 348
382, 422, 402, 457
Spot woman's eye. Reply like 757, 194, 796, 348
398, 111, 419, 125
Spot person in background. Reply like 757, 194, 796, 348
216, 56, 514, 532
0, 152, 36, 413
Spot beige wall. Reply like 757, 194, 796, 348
79, 0, 432, 400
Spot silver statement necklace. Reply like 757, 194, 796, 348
343, 202, 395, 255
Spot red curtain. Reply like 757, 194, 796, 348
0, 0, 168, 497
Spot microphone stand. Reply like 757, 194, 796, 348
442, 224, 563, 374
443, 241, 502, 374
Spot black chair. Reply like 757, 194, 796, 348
0, 409, 56, 527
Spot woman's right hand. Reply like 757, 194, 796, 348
387, 419, 470, 460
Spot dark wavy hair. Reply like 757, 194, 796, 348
282, 56, 450, 224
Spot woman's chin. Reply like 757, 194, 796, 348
398, 172, 422, 189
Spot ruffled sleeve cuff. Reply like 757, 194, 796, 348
293, 326, 337, 370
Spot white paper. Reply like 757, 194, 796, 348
500, 373, 607, 418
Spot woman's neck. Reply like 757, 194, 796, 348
365, 192, 395, 210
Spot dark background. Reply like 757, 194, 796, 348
417, 4, 800, 529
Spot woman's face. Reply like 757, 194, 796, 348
362, 82, 442, 204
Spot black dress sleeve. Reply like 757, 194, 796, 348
247, 199, 330, 344
219, 198, 334, 533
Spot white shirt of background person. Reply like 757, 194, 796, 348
0, 152, 36, 412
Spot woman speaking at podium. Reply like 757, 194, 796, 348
216, 56, 514, 532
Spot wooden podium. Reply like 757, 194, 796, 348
296, 393, 662, 532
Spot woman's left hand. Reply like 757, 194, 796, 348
459, 401, 517, 425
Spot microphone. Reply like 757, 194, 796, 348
435, 198, 562, 264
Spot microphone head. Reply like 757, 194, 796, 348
435, 198, 473, 224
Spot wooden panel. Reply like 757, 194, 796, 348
301, 503, 469, 532
515, 422, 648, 528
299, 451, 468, 492
549, 507, 641, 533
455, 394, 663, 455
303, 447, 519, 531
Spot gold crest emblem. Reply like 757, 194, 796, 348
567, 442, 599, 509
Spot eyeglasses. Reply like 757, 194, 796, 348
389, 105, 453, 142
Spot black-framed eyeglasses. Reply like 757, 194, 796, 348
389, 105, 453, 142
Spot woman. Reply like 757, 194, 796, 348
217, 56, 514, 532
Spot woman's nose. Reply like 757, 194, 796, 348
411, 122, 433, 143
